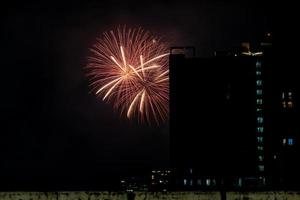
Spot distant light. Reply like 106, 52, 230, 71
267, 33, 271, 37
274, 155, 277, 160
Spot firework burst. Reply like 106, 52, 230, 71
86, 26, 169, 125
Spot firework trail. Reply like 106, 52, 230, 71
86, 26, 169, 125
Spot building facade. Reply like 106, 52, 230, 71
169, 36, 300, 190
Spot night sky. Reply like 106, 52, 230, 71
1, 0, 274, 190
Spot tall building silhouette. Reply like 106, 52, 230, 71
169, 34, 300, 189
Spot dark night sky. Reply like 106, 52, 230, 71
0, 0, 275, 190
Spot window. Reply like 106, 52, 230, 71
257, 127, 264, 133
238, 178, 242, 187
257, 117, 263, 123
184, 179, 187, 186
206, 179, 211, 186
282, 101, 287, 108
256, 71, 262, 76
197, 179, 201, 186
258, 146, 264, 151
256, 108, 262, 112
256, 61, 261, 68
258, 155, 264, 162
288, 101, 293, 108
258, 165, 264, 172
212, 179, 216, 186
256, 89, 263, 95
190, 179, 193, 186
257, 99, 263, 105
288, 92, 292, 99
282, 138, 286, 145
257, 137, 263, 143
288, 138, 294, 146
281, 92, 285, 100
256, 80, 262, 86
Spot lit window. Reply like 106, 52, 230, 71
258, 155, 264, 162
184, 179, 187, 186
288, 138, 294, 146
288, 101, 293, 108
257, 108, 262, 112
238, 178, 242, 187
282, 101, 287, 108
257, 127, 264, 133
257, 117, 263, 123
151, 175, 154, 180
206, 179, 211, 186
281, 92, 285, 100
257, 137, 263, 143
288, 92, 292, 99
190, 179, 193, 186
282, 138, 286, 145
256, 89, 263, 95
258, 165, 264, 172
256, 80, 262, 86
189, 168, 193, 174
257, 99, 263, 105
256, 61, 261, 68
274, 155, 277, 160
256, 71, 262, 76
258, 146, 264, 151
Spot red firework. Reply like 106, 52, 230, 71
86, 26, 169, 125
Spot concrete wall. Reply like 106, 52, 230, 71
0, 191, 300, 200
